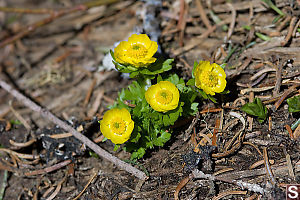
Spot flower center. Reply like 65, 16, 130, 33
155, 89, 173, 105
128, 44, 148, 59
201, 71, 218, 87
110, 117, 126, 135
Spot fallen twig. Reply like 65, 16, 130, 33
174, 174, 192, 200
192, 169, 267, 195
226, 3, 236, 42
0, 78, 148, 180
263, 147, 276, 186
274, 83, 300, 110
9, 138, 36, 148
73, 171, 98, 200
0, 6, 54, 14
212, 190, 247, 200
0, 0, 120, 48
281, 16, 298, 46
196, 0, 212, 29
273, 62, 283, 96
24, 160, 72, 176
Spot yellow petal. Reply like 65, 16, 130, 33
213, 77, 227, 93
211, 63, 226, 78
145, 81, 179, 112
99, 108, 134, 144
113, 34, 158, 68
128, 34, 151, 48
145, 41, 158, 57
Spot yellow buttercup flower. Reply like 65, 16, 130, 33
114, 34, 158, 68
194, 61, 226, 95
100, 108, 134, 144
145, 81, 180, 112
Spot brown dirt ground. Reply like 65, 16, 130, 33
0, 0, 300, 199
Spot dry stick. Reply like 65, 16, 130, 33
292, 18, 300, 36
0, 6, 85, 48
228, 57, 252, 79
83, 78, 97, 107
0, 0, 120, 48
192, 169, 267, 195
9, 138, 36, 148
212, 190, 247, 200
248, 91, 254, 131
273, 63, 283, 96
73, 171, 98, 200
274, 83, 300, 110
172, 25, 217, 56
281, 16, 298, 46
24, 160, 72, 176
226, 3, 236, 41
196, 0, 212, 29
0, 78, 148, 180
174, 174, 193, 200
0, 6, 54, 14
263, 147, 276, 186
177, 0, 187, 47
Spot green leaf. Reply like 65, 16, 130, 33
186, 78, 195, 86
241, 98, 268, 123
157, 75, 163, 83
153, 131, 171, 147
163, 115, 170, 127
89, 151, 100, 158
287, 96, 300, 113
220, 90, 230, 94
190, 102, 199, 115
255, 32, 271, 41
198, 88, 208, 99
164, 74, 185, 92
114, 144, 120, 151
10, 120, 22, 125
207, 94, 217, 103
138, 58, 173, 75
220, 63, 226, 69
123, 81, 145, 102
192, 61, 198, 78
130, 129, 141, 143
110, 50, 115, 60
131, 147, 146, 160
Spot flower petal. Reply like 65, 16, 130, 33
145, 81, 179, 112
99, 108, 134, 144
113, 34, 158, 68
194, 61, 227, 95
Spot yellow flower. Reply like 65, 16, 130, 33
114, 34, 158, 67
194, 61, 226, 95
100, 108, 134, 144
145, 81, 180, 112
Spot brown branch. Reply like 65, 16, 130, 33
0, 77, 148, 180
281, 16, 298, 46
274, 83, 300, 110
0, 0, 120, 48
0, 7, 54, 14
196, 0, 212, 29
192, 169, 267, 195
273, 62, 283, 96
24, 160, 72, 176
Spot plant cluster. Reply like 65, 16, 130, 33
99, 34, 227, 159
